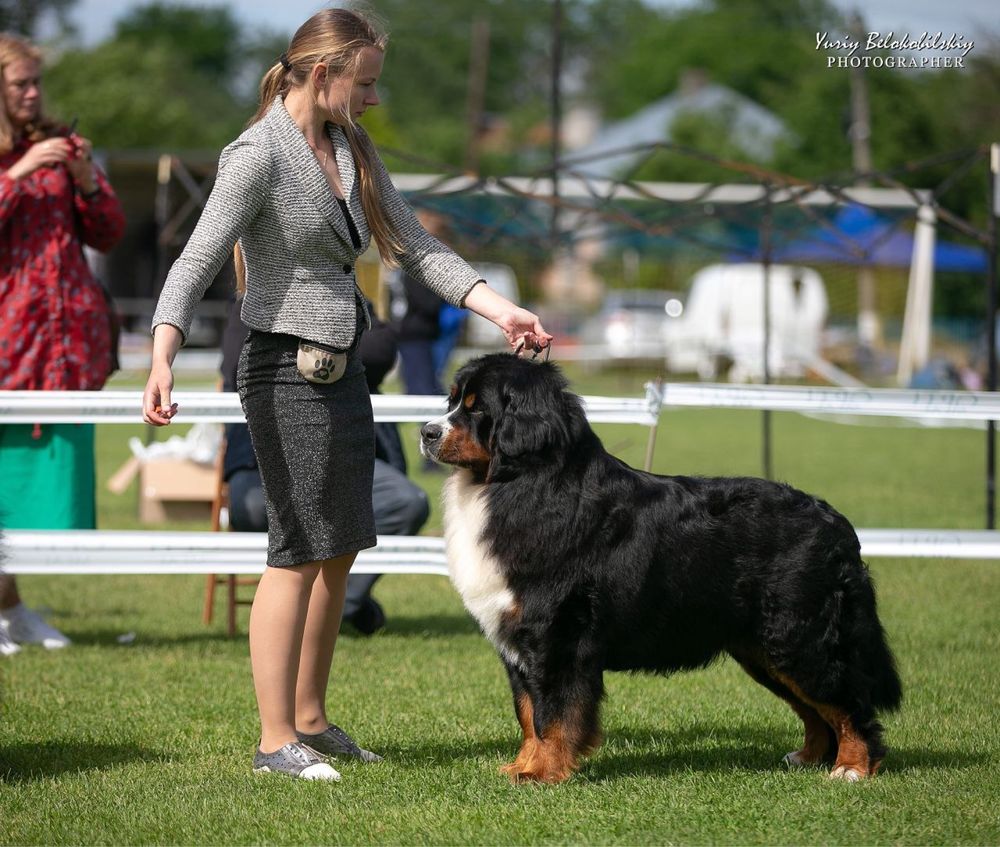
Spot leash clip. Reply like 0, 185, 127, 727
513, 338, 552, 362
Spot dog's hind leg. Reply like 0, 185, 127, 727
731, 653, 836, 768
769, 670, 885, 781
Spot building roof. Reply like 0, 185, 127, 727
567, 77, 791, 179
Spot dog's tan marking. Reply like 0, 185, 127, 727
438, 426, 490, 468
510, 720, 578, 784
502, 701, 601, 785
501, 693, 539, 777
773, 671, 874, 780
784, 699, 834, 766
463, 392, 477, 409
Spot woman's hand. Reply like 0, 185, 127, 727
142, 362, 178, 426
463, 282, 553, 355
143, 324, 184, 425
494, 306, 553, 356
6, 137, 71, 181
65, 134, 97, 193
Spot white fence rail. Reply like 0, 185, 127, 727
0, 390, 660, 426
651, 382, 1000, 423
4, 528, 1000, 576
1, 386, 998, 574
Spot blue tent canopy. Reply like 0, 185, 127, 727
740, 204, 987, 272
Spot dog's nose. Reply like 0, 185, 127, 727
421, 423, 443, 442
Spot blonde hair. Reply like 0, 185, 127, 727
234, 7, 402, 292
0, 32, 58, 155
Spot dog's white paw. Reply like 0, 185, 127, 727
829, 765, 864, 782
783, 751, 808, 768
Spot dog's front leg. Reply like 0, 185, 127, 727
499, 660, 539, 778
503, 653, 604, 785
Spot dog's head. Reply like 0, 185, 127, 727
420, 353, 589, 482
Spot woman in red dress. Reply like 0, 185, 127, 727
0, 32, 125, 653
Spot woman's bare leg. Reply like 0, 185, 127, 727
295, 552, 356, 733
249, 561, 321, 753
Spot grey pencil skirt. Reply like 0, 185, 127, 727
236, 330, 377, 568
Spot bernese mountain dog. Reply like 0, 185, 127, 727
420, 354, 901, 785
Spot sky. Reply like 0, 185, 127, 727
48, 0, 997, 50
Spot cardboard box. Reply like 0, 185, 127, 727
139, 458, 218, 524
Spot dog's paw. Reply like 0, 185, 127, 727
829, 765, 865, 782
503, 757, 575, 785
510, 765, 574, 784
783, 750, 824, 769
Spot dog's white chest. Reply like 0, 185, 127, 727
442, 472, 520, 666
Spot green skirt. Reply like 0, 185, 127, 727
0, 423, 96, 529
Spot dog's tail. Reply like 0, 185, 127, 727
841, 551, 903, 714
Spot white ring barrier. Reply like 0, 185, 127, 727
2, 386, 998, 574
0, 391, 661, 427
3, 384, 996, 424
3, 528, 998, 576
2, 532, 448, 576
651, 382, 1000, 422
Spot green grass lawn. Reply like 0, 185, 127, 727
2, 365, 999, 845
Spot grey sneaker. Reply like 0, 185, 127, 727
0, 625, 20, 657
252, 742, 341, 781
0, 603, 70, 649
297, 724, 383, 763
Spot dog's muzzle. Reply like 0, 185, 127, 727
419, 421, 444, 461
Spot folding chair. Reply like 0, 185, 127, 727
201, 435, 260, 636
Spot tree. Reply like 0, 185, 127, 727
41, 2, 401, 151
44, 39, 248, 150
0, 0, 76, 38
370, 0, 556, 170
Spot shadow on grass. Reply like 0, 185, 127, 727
372, 735, 514, 764
65, 629, 246, 648
0, 740, 168, 783
378, 613, 478, 638
63, 613, 478, 646
377, 723, 990, 781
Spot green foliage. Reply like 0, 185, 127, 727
112, 3, 242, 82
44, 40, 247, 150
0, 0, 75, 37
41, 2, 296, 150
372, 0, 555, 169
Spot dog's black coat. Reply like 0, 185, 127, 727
422, 354, 901, 781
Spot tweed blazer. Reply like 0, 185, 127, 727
152, 96, 482, 348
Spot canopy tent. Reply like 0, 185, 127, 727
735, 203, 987, 272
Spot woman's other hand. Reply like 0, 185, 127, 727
462, 282, 553, 355
6, 137, 71, 180
143, 324, 184, 425
494, 306, 553, 356
142, 362, 178, 426
65, 134, 97, 192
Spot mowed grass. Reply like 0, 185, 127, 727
2, 364, 999, 845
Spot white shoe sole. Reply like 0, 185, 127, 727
253, 764, 341, 781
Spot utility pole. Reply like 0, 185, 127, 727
550, 0, 563, 248
987, 144, 999, 528
848, 12, 881, 360
463, 17, 490, 175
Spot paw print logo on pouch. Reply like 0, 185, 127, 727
313, 356, 334, 381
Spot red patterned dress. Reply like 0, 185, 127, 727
0, 138, 125, 528
0, 137, 124, 389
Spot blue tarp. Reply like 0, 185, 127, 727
741, 204, 987, 272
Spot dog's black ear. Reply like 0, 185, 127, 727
487, 364, 587, 481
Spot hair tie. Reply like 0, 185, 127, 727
279, 52, 291, 71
